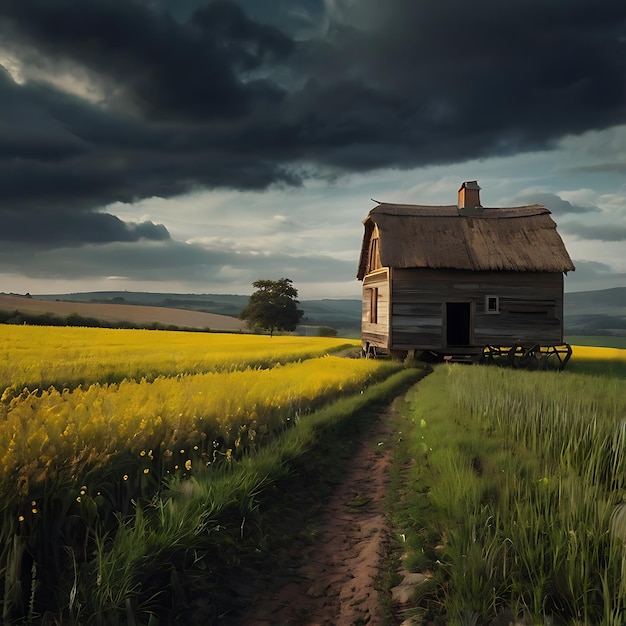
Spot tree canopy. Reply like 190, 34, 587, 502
238, 278, 304, 336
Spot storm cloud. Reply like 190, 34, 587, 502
0, 238, 357, 287
560, 221, 626, 243
2, 2, 625, 209
0, 0, 625, 294
3, 208, 170, 245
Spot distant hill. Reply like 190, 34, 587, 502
564, 287, 626, 316
564, 287, 626, 336
37, 291, 250, 317
298, 299, 362, 334
0, 294, 247, 331
3, 287, 624, 338
34, 291, 363, 336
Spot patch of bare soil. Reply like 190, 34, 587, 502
233, 406, 399, 626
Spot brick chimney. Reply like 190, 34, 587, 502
458, 181, 481, 209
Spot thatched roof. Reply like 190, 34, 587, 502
357, 203, 575, 280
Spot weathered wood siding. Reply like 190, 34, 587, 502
361, 269, 390, 348
390, 268, 565, 350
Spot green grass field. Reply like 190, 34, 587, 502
392, 345, 626, 624
566, 335, 626, 349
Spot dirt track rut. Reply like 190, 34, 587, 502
234, 406, 398, 626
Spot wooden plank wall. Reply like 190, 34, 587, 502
361, 269, 390, 348
390, 268, 565, 350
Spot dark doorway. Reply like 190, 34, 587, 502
446, 302, 471, 346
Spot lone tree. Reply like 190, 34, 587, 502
239, 278, 304, 336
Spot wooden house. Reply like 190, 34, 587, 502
357, 181, 575, 361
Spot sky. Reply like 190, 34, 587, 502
1, 0, 625, 300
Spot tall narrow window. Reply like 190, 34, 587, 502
369, 238, 380, 272
485, 295, 499, 314
370, 287, 378, 323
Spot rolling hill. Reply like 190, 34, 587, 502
0, 294, 248, 331
33, 291, 363, 335
564, 287, 626, 335
1, 287, 625, 338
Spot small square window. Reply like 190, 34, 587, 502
485, 295, 499, 314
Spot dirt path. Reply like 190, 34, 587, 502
234, 406, 399, 626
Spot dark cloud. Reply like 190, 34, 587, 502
572, 162, 626, 175
512, 192, 598, 215
2, 209, 170, 245
560, 221, 626, 242
0, 0, 625, 248
276, 0, 626, 170
564, 260, 626, 293
0, 0, 292, 122
0, 239, 356, 286
0, 67, 298, 226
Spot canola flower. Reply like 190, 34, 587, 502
0, 325, 359, 393
571, 344, 626, 361
0, 355, 399, 504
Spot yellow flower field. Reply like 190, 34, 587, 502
571, 344, 626, 361
0, 325, 359, 392
0, 325, 409, 622
0, 333, 400, 514
0, 326, 392, 515
2, 355, 395, 473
